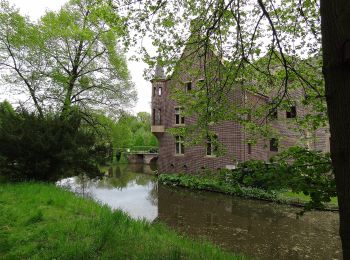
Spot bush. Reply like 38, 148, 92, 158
159, 147, 336, 210
218, 160, 287, 191
0, 105, 102, 181
273, 146, 336, 209
115, 148, 122, 162
231, 147, 336, 209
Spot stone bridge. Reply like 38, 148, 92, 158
126, 152, 158, 165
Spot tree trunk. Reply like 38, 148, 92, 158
61, 79, 74, 117
321, 1, 350, 258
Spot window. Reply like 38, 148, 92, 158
185, 82, 192, 92
248, 143, 252, 154
270, 108, 278, 119
206, 135, 218, 156
175, 107, 185, 125
197, 79, 205, 88
286, 105, 296, 118
175, 136, 185, 155
270, 138, 278, 152
156, 109, 161, 125
247, 112, 252, 121
153, 108, 161, 125
158, 87, 162, 96
153, 87, 156, 96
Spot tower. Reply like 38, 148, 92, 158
151, 64, 167, 135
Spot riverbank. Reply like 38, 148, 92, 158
0, 183, 244, 259
158, 173, 338, 210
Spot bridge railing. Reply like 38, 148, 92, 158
115, 146, 159, 154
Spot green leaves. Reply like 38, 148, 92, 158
159, 145, 335, 211
0, 0, 136, 117
94, 112, 158, 151
0, 104, 102, 181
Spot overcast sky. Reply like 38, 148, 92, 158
5, 0, 152, 114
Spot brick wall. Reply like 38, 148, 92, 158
151, 49, 329, 174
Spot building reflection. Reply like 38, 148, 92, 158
157, 185, 341, 260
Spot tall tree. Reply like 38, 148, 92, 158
0, 0, 136, 117
321, 1, 350, 257
117, 0, 349, 257
95, 111, 158, 150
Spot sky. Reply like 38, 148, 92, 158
5, 0, 152, 114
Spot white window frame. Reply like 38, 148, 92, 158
175, 107, 185, 125
206, 134, 218, 157
175, 136, 185, 155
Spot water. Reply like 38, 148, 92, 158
58, 164, 341, 260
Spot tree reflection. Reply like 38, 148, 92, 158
157, 185, 340, 260
93, 165, 155, 190
147, 182, 158, 206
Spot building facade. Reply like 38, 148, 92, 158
151, 50, 329, 174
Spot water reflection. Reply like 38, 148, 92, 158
58, 164, 341, 260
158, 185, 341, 260
58, 164, 158, 221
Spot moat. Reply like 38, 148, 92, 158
58, 164, 341, 260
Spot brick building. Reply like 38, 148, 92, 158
151, 48, 329, 174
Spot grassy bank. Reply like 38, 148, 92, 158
0, 183, 244, 259
158, 173, 338, 210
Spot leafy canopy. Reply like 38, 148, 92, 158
0, 0, 136, 117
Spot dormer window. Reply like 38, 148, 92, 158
247, 112, 252, 121
185, 82, 192, 92
270, 108, 278, 119
197, 79, 205, 87
270, 138, 278, 152
286, 105, 296, 118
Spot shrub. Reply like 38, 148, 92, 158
0, 106, 102, 181
159, 147, 336, 209
115, 148, 122, 162
232, 147, 336, 209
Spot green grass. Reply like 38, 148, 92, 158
278, 191, 338, 207
0, 183, 244, 260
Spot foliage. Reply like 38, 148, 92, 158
95, 111, 158, 152
235, 147, 335, 209
0, 102, 103, 181
0, 0, 136, 117
120, 0, 348, 256
119, 0, 325, 143
159, 146, 336, 210
272, 146, 335, 209
115, 148, 122, 162
159, 173, 278, 202
0, 183, 243, 259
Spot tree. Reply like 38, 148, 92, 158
0, 103, 102, 181
321, 1, 350, 257
0, 0, 136, 117
117, 0, 350, 257
94, 111, 158, 151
